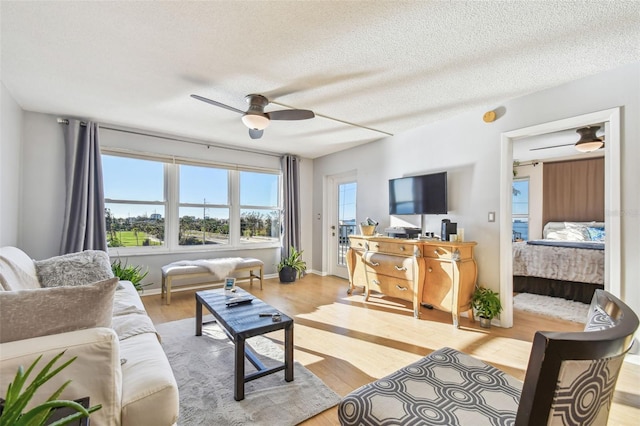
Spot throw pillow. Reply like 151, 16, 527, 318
0, 255, 41, 291
0, 277, 118, 343
35, 250, 114, 288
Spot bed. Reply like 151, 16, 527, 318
512, 221, 605, 304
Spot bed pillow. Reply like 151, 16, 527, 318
35, 250, 114, 288
588, 227, 606, 242
0, 277, 118, 343
546, 223, 590, 241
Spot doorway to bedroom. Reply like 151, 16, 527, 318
499, 108, 621, 328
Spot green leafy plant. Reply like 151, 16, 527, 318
471, 286, 503, 320
0, 351, 101, 426
277, 246, 307, 278
111, 258, 151, 293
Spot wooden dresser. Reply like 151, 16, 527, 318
346, 236, 477, 327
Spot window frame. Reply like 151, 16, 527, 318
238, 170, 282, 246
512, 177, 530, 241
101, 149, 282, 254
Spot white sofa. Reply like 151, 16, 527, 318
0, 246, 179, 426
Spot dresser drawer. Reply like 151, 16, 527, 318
367, 240, 421, 256
363, 252, 414, 281
423, 245, 455, 259
369, 275, 414, 301
349, 237, 368, 251
423, 244, 475, 260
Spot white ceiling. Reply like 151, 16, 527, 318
2, 1, 639, 159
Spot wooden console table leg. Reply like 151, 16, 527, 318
345, 247, 356, 294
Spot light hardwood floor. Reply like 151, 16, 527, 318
142, 274, 639, 425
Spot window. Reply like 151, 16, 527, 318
101, 152, 281, 251
179, 165, 229, 246
103, 155, 166, 248
239, 171, 280, 245
512, 178, 529, 241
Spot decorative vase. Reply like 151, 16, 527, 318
479, 316, 492, 328
278, 266, 297, 283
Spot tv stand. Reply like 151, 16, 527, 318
346, 235, 477, 327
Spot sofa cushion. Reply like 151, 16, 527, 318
0, 247, 41, 291
0, 277, 119, 343
35, 250, 114, 288
119, 332, 180, 426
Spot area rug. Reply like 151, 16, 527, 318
156, 317, 341, 426
513, 293, 590, 323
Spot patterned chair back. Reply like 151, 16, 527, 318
516, 290, 638, 425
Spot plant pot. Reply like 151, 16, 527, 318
278, 266, 297, 284
479, 316, 492, 328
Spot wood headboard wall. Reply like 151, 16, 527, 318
542, 157, 604, 224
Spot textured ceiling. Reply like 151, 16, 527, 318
2, 1, 639, 159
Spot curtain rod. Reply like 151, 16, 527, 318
57, 118, 283, 158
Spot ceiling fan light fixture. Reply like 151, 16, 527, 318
575, 126, 603, 153
241, 113, 270, 130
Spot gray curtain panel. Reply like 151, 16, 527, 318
281, 154, 301, 260
59, 119, 107, 254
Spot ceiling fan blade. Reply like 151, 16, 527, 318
530, 142, 575, 151
268, 109, 315, 121
249, 128, 263, 139
190, 94, 245, 115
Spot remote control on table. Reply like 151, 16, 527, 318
226, 297, 253, 307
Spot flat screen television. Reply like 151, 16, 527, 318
389, 171, 448, 215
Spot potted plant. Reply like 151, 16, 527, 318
471, 286, 503, 328
111, 258, 151, 293
0, 351, 101, 426
277, 246, 307, 283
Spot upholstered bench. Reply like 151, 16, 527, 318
161, 257, 263, 304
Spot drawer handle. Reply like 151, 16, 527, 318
400, 246, 406, 251
428, 267, 433, 272
370, 261, 380, 266
395, 285, 408, 291
375, 244, 380, 248
395, 265, 407, 271
372, 279, 380, 285
434, 250, 439, 254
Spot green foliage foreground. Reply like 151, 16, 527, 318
0, 352, 101, 426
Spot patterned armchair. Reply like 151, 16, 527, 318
338, 290, 638, 425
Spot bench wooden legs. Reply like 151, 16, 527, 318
248, 267, 264, 290
161, 274, 173, 305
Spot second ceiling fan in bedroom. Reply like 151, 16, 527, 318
191, 93, 315, 139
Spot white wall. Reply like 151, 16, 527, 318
19, 112, 66, 259
312, 62, 640, 317
0, 82, 23, 247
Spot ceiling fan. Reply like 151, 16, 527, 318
191, 93, 314, 139
529, 126, 605, 153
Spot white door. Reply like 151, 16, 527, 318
328, 174, 357, 279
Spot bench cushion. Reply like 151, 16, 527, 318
161, 257, 263, 277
